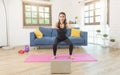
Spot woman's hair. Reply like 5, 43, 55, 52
58, 12, 67, 26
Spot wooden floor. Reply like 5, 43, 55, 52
0, 44, 120, 75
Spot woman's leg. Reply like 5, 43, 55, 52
53, 38, 60, 57
64, 39, 73, 56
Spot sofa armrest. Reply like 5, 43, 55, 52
30, 32, 36, 46
80, 31, 88, 45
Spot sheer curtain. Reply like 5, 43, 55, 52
1, 0, 12, 49
100, 0, 109, 34
0, 0, 7, 46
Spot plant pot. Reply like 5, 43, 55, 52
109, 42, 117, 49
101, 37, 109, 48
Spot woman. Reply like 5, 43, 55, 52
52, 12, 73, 59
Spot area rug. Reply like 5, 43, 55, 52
25, 54, 97, 62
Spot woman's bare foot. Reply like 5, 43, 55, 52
69, 55, 73, 59
52, 56, 56, 59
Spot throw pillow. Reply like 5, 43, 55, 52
70, 28, 80, 37
34, 28, 43, 38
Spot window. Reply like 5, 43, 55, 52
84, 0, 100, 25
23, 1, 52, 27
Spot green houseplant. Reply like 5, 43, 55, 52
109, 38, 116, 48
102, 34, 108, 47
110, 39, 115, 42
96, 30, 101, 35
96, 30, 101, 33
103, 34, 108, 38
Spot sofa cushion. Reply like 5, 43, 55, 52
51, 29, 57, 37
39, 27, 52, 37
49, 37, 55, 44
34, 37, 51, 45
34, 28, 43, 38
49, 37, 84, 45
68, 37, 84, 44
58, 37, 84, 45
66, 29, 71, 37
70, 28, 80, 37
59, 42, 68, 45
49, 37, 68, 45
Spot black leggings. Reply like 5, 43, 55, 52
53, 38, 73, 56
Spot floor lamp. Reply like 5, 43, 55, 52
2, 0, 13, 49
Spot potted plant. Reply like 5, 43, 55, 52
110, 39, 115, 42
75, 16, 78, 24
102, 34, 108, 47
103, 34, 108, 39
109, 38, 116, 48
96, 30, 101, 35
96, 30, 101, 33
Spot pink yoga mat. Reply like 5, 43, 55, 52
25, 54, 97, 62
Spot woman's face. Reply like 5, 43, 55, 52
59, 14, 66, 22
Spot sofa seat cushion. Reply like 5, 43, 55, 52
51, 29, 57, 37
34, 37, 51, 45
49, 37, 84, 45
49, 37, 56, 44
59, 42, 68, 45
49, 37, 70, 45
68, 37, 84, 44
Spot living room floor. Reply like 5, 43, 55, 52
0, 44, 120, 75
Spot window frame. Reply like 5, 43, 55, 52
84, 0, 100, 25
107, 0, 109, 25
23, 1, 52, 27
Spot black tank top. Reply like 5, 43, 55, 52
57, 24, 68, 40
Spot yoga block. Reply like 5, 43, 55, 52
51, 60, 71, 74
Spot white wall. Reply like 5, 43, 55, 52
110, 0, 120, 47
51, 0, 72, 26
6, 0, 34, 46
6, 0, 73, 46
69, 0, 81, 23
